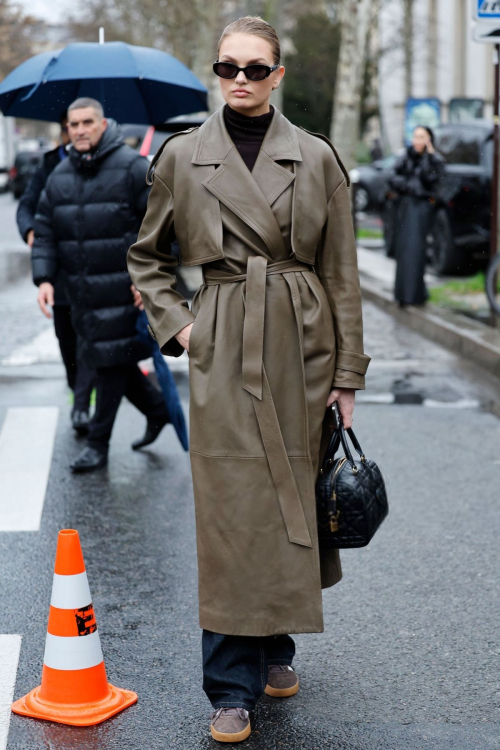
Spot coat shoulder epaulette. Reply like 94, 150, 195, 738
146, 127, 199, 185
298, 126, 350, 187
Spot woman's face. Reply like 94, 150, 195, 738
412, 127, 431, 153
217, 33, 285, 117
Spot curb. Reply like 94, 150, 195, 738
360, 274, 500, 381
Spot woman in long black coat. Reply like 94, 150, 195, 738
389, 126, 445, 305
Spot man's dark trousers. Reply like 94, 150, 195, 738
52, 304, 95, 411
87, 364, 169, 450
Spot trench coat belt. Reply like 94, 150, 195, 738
204, 257, 314, 549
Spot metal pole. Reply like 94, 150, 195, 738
491, 43, 500, 264
99, 27, 105, 44
490, 45, 500, 324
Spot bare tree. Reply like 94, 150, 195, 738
0, 0, 39, 79
330, 0, 371, 170
402, 0, 414, 99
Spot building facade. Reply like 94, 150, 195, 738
379, 0, 494, 151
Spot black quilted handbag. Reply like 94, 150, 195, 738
316, 402, 388, 548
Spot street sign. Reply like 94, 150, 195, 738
473, 23, 500, 41
474, 1, 500, 21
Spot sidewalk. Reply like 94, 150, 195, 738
357, 244, 500, 383
0, 194, 29, 290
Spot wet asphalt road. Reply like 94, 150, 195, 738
1, 278, 499, 749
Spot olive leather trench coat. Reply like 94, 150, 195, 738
128, 106, 370, 637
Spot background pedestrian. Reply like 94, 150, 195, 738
389, 125, 445, 306
32, 97, 170, 473
16, 110, 95, 435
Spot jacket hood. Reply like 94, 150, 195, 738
69, 119, 124, 171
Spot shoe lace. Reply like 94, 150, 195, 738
211, 707, 249, 722
268, 664, 294, 674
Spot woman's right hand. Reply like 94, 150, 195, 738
175, 322, 193, 352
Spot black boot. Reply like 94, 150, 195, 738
131, 417, 169, 451
72, 409, 90, 436
70, 446, 107, 473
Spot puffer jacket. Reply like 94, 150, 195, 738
32, 120, 151, 368
389, 146, 445, 200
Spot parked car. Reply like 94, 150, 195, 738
8, 150, 44, 199
349, 155, 397, 212
384, 122, 492, 275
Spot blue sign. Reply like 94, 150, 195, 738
476, 0, 500, 20
404, 98, 441, 146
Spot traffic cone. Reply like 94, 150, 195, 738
12, 529, 137, 726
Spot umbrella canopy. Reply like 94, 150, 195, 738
0, 42, 208, 124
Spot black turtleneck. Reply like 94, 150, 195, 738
224, 104, 274, 172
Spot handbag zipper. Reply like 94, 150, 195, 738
329, 457, 347, 532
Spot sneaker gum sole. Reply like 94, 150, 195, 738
210, 721, 251, 743
264, 679, 300, 698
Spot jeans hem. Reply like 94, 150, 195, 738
267, 659, 293, 666
212, 701, 254, 711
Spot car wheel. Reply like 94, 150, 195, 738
427, 208, 470, 276
354, 185, 370, 213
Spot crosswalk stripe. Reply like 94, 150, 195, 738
0, 635, 22, 749
0, 407, 59, 532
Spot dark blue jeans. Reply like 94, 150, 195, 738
202, 630, 295, 711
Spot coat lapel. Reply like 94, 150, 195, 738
192, 106, 302, 259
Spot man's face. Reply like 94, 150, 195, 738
67, 107, 107, 152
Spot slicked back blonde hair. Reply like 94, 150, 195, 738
217, 16, 281, 65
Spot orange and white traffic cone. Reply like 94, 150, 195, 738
12, 529, 137, 726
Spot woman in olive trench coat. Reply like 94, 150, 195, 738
128, 16, 370, 743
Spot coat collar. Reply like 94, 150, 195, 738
192, 106, 301, 259
191, 105, 302, 165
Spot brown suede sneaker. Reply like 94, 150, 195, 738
210, 707, 251, 743
264, 664, 300, 698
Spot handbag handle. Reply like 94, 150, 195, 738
320, 402, 366, 475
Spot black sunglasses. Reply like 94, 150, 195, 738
213, 61, 279, 82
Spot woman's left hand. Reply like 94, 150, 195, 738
327, 387, 355, 428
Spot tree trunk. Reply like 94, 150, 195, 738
192, 0, 225, 112
330, 0, 371, 171
264, 0, 285, 111
427, 0, 438, 97
403, 0, 414, 100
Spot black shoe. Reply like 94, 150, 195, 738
72, 410, 90, 436
131, 417, 169, 451
70, 446, 107, 473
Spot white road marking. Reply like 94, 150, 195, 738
423, 398, 481, 409
1, 326, 59, 367
0, 635, 22, 750
357, 393, 480, 409
0, 407, 59, 531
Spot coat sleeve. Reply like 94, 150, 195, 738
388, 154, 408, 194
32, 185, 58, 286
128, 154, 151, 221
16, 164, 46, 242
316, 178, 371, 390
127, 171, 195, 358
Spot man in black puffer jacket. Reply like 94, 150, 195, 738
17, 111, 95, 436
33, 97, 169, 473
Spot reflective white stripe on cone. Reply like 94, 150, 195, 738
43, 631, 104, 671
50, 572, 92, 610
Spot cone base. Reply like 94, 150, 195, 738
11, 682, 137, 727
